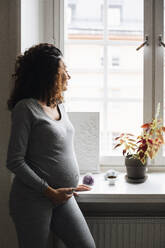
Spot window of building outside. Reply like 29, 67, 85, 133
108, 6, 121, 26
67, 4, 76, 24
55, 0, 165, 167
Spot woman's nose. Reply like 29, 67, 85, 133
67, 72, 71, 80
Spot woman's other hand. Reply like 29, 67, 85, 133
74, 184, 92, 191
44, 186, 76, 204
73, 184, 92, 195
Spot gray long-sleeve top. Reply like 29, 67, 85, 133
6, 98, 80, 194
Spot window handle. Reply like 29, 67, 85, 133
136, 35, 149, 51
159, 35, 165, 47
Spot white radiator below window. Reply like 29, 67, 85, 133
54, 216, 165, 248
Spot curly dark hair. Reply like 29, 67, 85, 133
7, 43, 65, 111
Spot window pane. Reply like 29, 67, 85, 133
66, 0, 104, 40
64, 71, 104, 98
108, 7, 121, 26
107, 101, 143, 156
65, 44, 103, 69
64, 44, 104, 99
65, 100, 102, 112
106, 0, 144, 156
64, 0, 144, 158
108, 1, 143, 40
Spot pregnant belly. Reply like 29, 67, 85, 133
47, 158, 80, 189
48, 164, 79, 188
26, 154, 80, 189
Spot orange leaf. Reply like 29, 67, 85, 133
113, 143, 122, 149
127, 142, 137, 146
149, 130, 154, 135
148, 150, 153, 159
125, 133, 134, 136
141, 123, 151, 129
123, 149, 126, 156
128, 138, 136, 142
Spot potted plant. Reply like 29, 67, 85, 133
113, 103, 165, 183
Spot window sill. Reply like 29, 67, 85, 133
76, 171, 165, 204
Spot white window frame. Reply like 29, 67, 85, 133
53, 0, 165, 169
154, 0, 165, 167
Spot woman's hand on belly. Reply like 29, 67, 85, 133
43, 185, 77, 204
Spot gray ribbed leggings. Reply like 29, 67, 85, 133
9, 178, 96, 248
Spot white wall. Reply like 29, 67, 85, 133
21, 0, 54, 52
0, 0, 54, 247
0, 0, 21, 247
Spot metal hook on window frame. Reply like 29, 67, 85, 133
136, 35, 149, 51
158, 35, 165, 47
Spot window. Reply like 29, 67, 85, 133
108, 6, 121, 26
54, 0, 164, 167
67, 4, 76, 24
111, 56, 120, 67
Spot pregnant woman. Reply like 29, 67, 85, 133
6, 43, 96, 248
